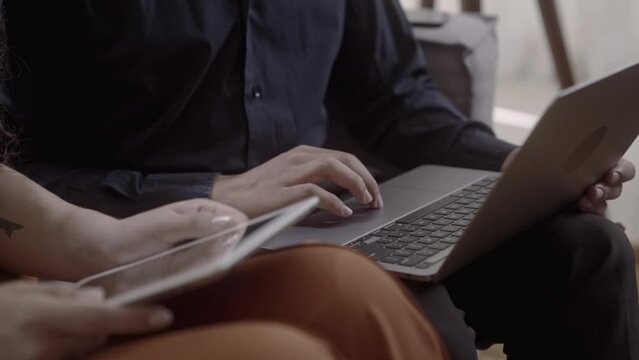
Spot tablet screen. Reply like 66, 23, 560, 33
76, 220, 247, 300
75, 197, 318, 305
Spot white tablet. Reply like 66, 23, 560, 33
76, 197, 319, 306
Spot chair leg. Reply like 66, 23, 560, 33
461, 0, 481, 13
421, 0, 435, 9
538, 0, 575, 88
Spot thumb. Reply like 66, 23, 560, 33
154, 212, 230, 246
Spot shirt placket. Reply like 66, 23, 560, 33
243, 0, 275, 169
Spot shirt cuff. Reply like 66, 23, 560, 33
448, 124, 518, 172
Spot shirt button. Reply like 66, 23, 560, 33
251, 86, 263, 99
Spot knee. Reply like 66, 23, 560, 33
238, 322, 341, 360
545, 212, 634, 279
285, 245, 394, 287
279, 245, 406, 306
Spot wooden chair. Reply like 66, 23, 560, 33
422, 0, 576, 89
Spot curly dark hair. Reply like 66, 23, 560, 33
0, 3, 17, 165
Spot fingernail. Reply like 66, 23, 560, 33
342, 206, 353, 217
148, 309, 174, 328
595, 187, 604, 200
377, 195, 384, 208
611, 172, 621, 184
363, 190, 373, 204
78, 287, 105, 302
211, 216, 233, 227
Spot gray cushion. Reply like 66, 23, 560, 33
412, 12, 498, 127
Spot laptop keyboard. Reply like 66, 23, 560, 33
347, 176, 499, 270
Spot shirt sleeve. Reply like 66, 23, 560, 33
326, 0, 516, 172
19, 163, 217, 218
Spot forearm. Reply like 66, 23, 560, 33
355, 103, 516, 172
0, 165, 112, 280
20, 163, 218, 218
431, 122, 517, 171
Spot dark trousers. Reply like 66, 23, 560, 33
405, 211, 639, 360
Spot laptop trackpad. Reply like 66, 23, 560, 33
264, 186, 446, 250
388, 166, 492, 192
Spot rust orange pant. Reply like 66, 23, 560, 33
94, 245, 448, 360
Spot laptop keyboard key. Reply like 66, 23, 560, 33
429, 242, 453, 250
385, 242, 404, 250
451, 190, 471, 198
441, 225, 462, 233
406, 243, 426, 250
358, 242, 385, 255
370, 248, 395, 261
374, 238, 393, 244
422, 224, 441, 231
445, 203, 464, 210
434, 209, 452, 215
430, 231, 448, 238
397, 236, 415, 243
456, 208, 474, 215
466, 193, 484, 200
441, 236, 460, 244
455, 198, 473, 205
393, 250, 413, 257
400, 255, 427, 267
411, 230, 429, 238
417, 249, 439, 257
453, 219, 471, 226
381, 256, 403, 264
399, 225, 420, 232
444, 213, 464, 220
388, 231, 410, 238
411, 219, 431, 226
372, 230, 389, 237
416, 236, 439, 245
464, 185, 482, 192
422, 214, 441, 221
415, 261, 433, 269
433, 218, 454, 226
383, 223, 402, 231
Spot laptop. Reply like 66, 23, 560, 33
266, 61, 639, 282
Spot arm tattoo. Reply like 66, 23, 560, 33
0, 218, 24, 238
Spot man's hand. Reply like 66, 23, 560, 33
212, 145, 383, 218
576, 158, 636, 215
502, 148, 636, 216
0, 281, 173, 360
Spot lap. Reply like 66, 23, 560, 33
158, 245, 449, 360
441, 210, 635, 354
94, 322, 340, 360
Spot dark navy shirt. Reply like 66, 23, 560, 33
5, 0, 514, 217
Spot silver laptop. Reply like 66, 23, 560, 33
267, 61, 639, 282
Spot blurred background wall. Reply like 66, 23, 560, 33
400, 0, 639, 243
